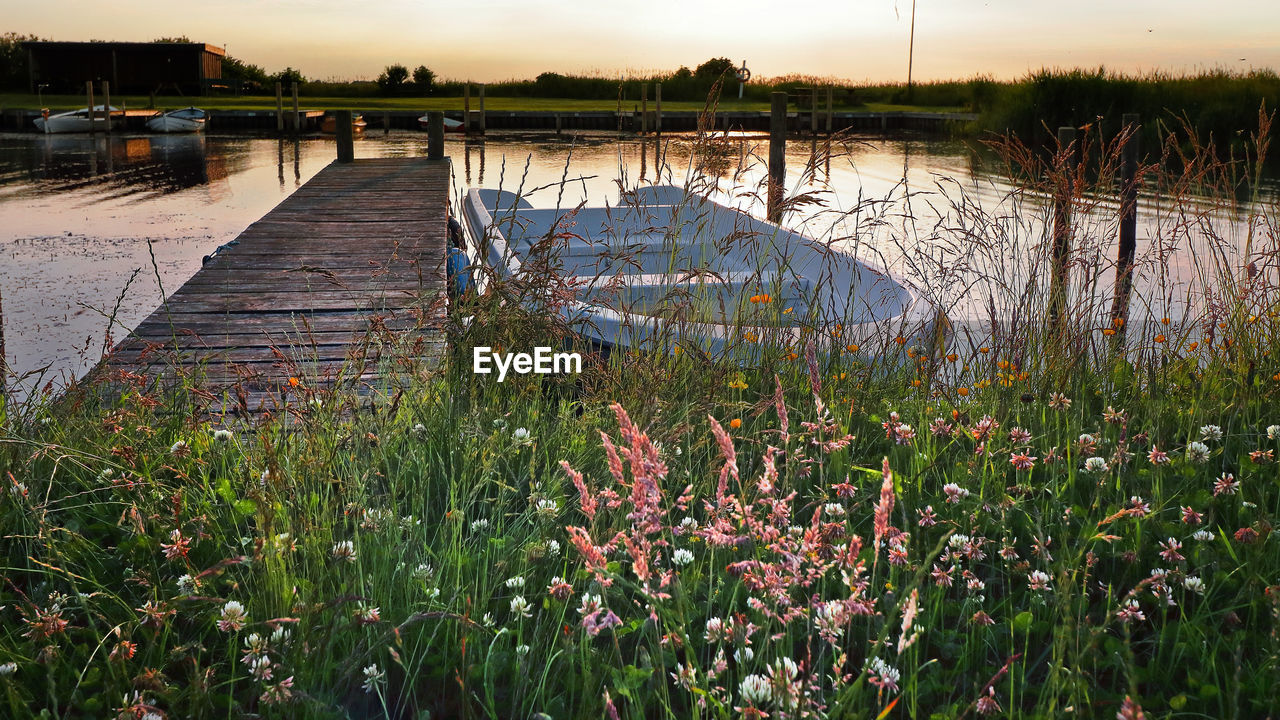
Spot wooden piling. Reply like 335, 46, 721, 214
275, 82, 284, 133
1048, 126, 1078, 330
640, 83, 648, 134
616, 86, 623, 132
768, 92, 787, 223
826, 87, 834, 133
427, 112, 444, 159
1111, 113, 1141, 332
655, 82, 662, 135
291, 82, 299, 133
809, 87, 817, 136
383, 110, 390, 135
464, 83, 471, 133
478, 84, 486, 135
555, 113, 562, 135
102, 81, 111, 136
335, 110, 355, 163
86, 81, 95, 135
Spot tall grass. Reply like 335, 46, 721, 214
0, 100, 1277, 720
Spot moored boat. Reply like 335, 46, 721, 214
320, 113, 367, 134
34, 106, 122, 133
461, 185, 943, 359
146, 107, 208, 133
418, 114, 465, 132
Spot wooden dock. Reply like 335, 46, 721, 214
102, 157, 451, 419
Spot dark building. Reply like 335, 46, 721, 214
24, 41, 225, 95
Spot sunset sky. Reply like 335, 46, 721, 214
8, 0, 1279, 83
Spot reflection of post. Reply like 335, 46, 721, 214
427, 112, 444, 159
655, 82, 662, 136
768, 92, 787, 223
383, 110, 390, 135
464, 141, 472, 185
276, 82, 284, 133
478, 139, 485, 184
277, 137, 285, 188
639, 135, 648, 181
1111, 113, 1141, 336
292, 138, 301, 185
1048, 126, 1077, 330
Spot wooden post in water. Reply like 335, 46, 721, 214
616, 86, 623, 132
86, 81, 95, 135
554, 113, 562, 135
768, 92, 787, 223
1111, 113, 1141, 334
655, 82, 662, 135
335, 110, 355, 163
826, 87, 834, 133
641, 83, 648, 134
291, 82, 300, 133
383, 110, 390, 135
464, 83, 471, 133
275, 82, 284, 133
1048, 126, 1078, 330
809, 87, 817, 136
478, 84, 486, 135
427, 111, 444, 159
102, 81, 111, 136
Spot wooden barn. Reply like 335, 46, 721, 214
24, 41, 225, 95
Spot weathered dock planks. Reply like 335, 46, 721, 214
100, 157, 451, 420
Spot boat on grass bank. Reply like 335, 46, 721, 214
418, 114, 465, 132
34, 106, 122, 133
146, 107, 207, 133
461, 185, 943, 359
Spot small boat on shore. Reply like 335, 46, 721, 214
320, 113, 367, 134
461, 185, 942, 358
34, 106, 122, 133
146, 107, 208, 133
418, 114, 464, 132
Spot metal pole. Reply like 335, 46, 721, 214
1111, 113, 1141, 334
427, 111, 444, 159
768, 92, 787, 223
335, 110, 354, 162
1048, 126, 1078, 330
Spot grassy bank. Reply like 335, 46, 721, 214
1, 108, 1277, 720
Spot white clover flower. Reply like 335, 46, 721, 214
1084, 457, 1109, 474
1186, 441, 1210, 464
679, 517, 698, 533
1191, 529, 1214, 542
1267, 425, 1280, 441
534, 498, 557, 516
169, 440, 189, 455
545, 539, 561, 556
672, 548, 694, 567
1200, 425, 1223, 442
512, 428, 532, 445
411, 423, 427, 438
481, 612, 495, 627
471, 518, 491, 533
213, 429, 233, 442
176, 574, 196, 595
331, 541, 357, 563
1028, 570, 1052, 591
948, 533, 971, 549
0, 662, 15, 676
413, 562, 434, 582
824, 502, 846, 517
141, 714, 163, 720
505, 576, 526, 590
361, 664, 384, 693
510, 595, 532, 618
218, 600, 249, 632
270, 626, 291, 646
739, 674, 773, 706
734, 646, 754, 664
1078, 433, 1097, 445
703, 616, 724, 642
516, 644, 530, 657
493, 418, 508, 429
1183, 576, 1206, 594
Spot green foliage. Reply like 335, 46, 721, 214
376, 63, 409, 95
0, 32, 41, 91
270, 66, 306, 86
412, 65, 435, 94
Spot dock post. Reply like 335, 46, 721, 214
1111, 113, 1141, 335
427, 112, 444, 159
616, 85, 623, 132
641, 83, 648, 134
86, 81, 95, 135
335, 110, 355, 163
275, 82, 284, 133
768, 92, 787, 223
291, 82, 300, 133
826, 86, 834, 133
383, 110, 390, 135
1048, 126, 1078, 331
655, 82, 662, 135
464, 83, 471, 133
809, 87, 817, 136
102, 81, 111, 136
555, 113, 562, 135
478, 83, 486, 135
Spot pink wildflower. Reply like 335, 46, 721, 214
1181, 506, 1203, 525
873, 457, 895, 555
1158, 538, 1184, 563
1147, 446, 1170, 465
1009, 452, 1037, 470
1213, 473, 1239, 496
561, 461, 597, 522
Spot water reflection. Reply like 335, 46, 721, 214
4, 134, 227, 198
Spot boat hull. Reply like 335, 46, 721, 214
146, 116, 206, 133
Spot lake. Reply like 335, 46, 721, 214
1, 129, 1272, 400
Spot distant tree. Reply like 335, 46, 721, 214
695, 57, 735, 79
672, 66, 693, 80
377, 64, 409, 94
412, 65, 435, 93
222, 55, 269, 92
271, 67, 306, 86
152, 36, 193, 43
0, 32, 42, 90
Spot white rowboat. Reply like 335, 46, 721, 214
34, 106, 122, 134
146, 107, 208, 133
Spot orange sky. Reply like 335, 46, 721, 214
9, 0, 1279, 83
